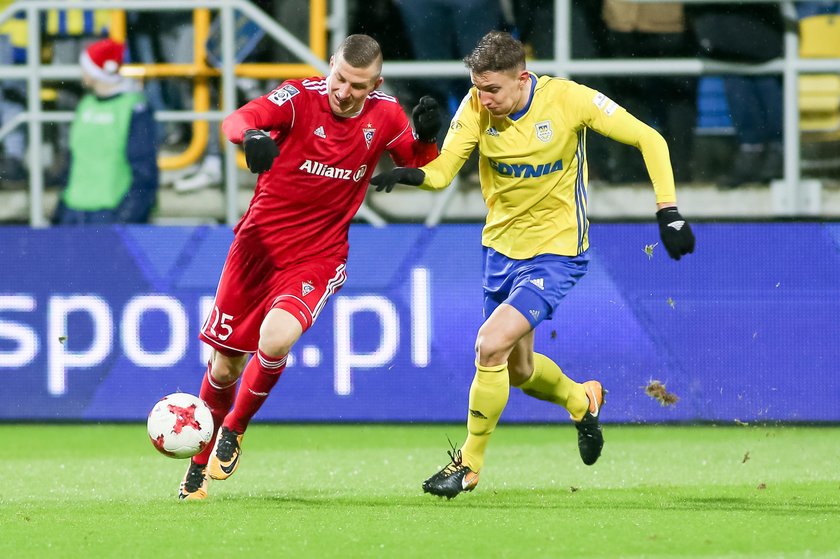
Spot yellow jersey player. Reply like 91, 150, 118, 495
371, 31, 695, 499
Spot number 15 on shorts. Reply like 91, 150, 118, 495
206, 306, 234, 341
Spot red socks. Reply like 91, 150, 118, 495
192, 363, 237, 466
223, 350, 287, 435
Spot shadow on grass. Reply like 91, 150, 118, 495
228, 488, 840, 515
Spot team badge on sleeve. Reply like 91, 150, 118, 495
535, 120, 553, 143
362, 124, 376, 149
267, 84, 300, 107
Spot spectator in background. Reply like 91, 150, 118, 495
601, 0, 697, 183
53, 39, 159, 224
0, 1, 27, 187
42, 7, 113, 186
393, 0, 503, 143
688, 3, 784, 188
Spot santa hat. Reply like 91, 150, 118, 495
80, 38, 125, 84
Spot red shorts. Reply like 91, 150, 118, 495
199, 239, 347, 354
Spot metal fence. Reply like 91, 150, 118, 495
1, 0, 838, 226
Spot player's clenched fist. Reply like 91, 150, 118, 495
656, 207, 695, 260
243, 129, 280, 174
411, 96, 442, 143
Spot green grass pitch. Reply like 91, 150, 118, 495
2, 424, 839, 558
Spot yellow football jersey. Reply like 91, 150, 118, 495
420, 74, 677, 258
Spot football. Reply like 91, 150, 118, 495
147, 393, 214, 459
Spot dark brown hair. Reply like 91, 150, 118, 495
337, 34, 383, 74
463, 31, 526, 74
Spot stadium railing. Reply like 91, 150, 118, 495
0, 0, 838, 226
0, 0, 353, 227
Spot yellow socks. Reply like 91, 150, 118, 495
516, 353, 588, 421
460, 362, 509, 472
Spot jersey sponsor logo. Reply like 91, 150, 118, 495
535, 120, 553, 142
593, 91, 618, 116
362, 124, 376, 149
529, 278, 544, 290
314, 125, 326, 138
486, 126, 499, 136
267, 84, 300, 107
302, 281, 315, 296
488, 158, 563, 178
353, 165, 368, 182
299, 159, 366, 182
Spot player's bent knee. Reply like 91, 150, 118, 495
258, 337, 294, 358
258, 328, 296, 357
474, 336, 512, 367
259, 307, 304, 356
210, 350, 247, 385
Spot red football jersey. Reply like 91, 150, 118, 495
222, 77, 437, 267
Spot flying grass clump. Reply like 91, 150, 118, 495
645, 379, 679, 406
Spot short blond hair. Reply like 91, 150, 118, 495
336, 34, 383, 76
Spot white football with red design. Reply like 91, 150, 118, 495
147, 393, 214, 459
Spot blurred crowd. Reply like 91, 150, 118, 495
1, 0, 839, 222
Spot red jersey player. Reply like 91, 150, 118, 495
178, 34, 441, 500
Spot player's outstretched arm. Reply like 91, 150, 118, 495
242, 129, 280, 174
370, 167, 425, 193
656, 206, 695, 260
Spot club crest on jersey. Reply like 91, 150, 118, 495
363, 125, 376, 149
267, 84, 300, 107
535, 120, 553, 143
302, 281, 315, 296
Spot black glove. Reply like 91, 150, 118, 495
369, 167, 425, 193
656, 207, 696, 260
411, 96, 442, 143
243, 129, 279, 174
